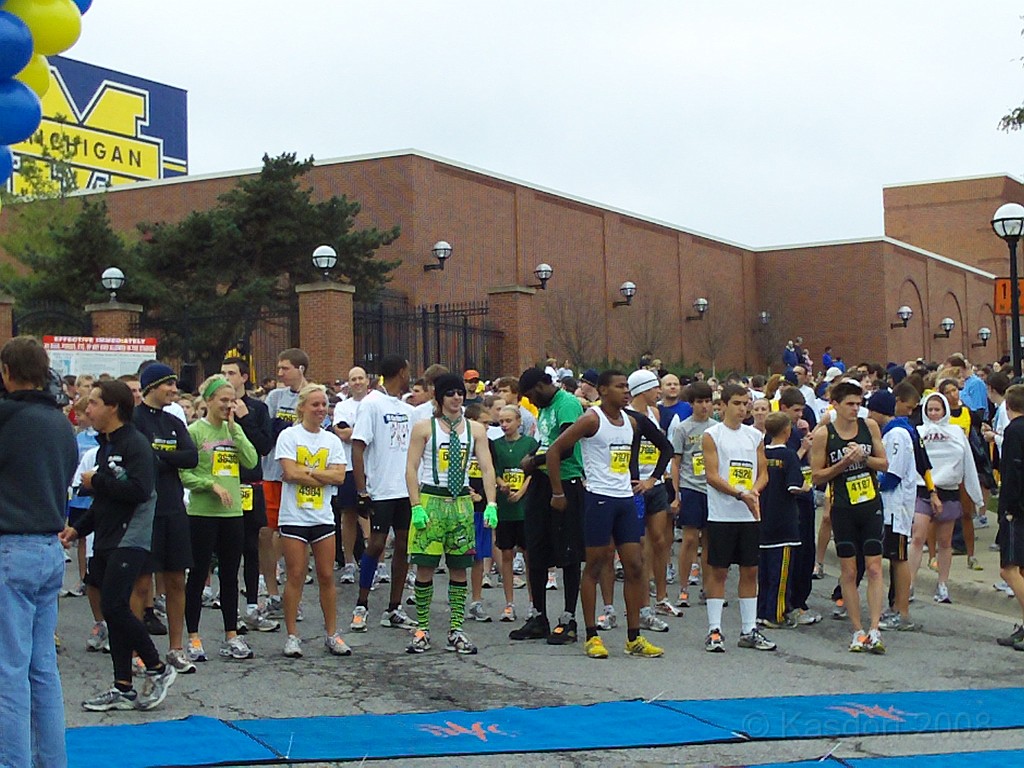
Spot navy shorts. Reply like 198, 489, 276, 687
474, 510, 494, 560
677, 488, 709, 529
333, 472, 358, 510
583, 491, 644, 548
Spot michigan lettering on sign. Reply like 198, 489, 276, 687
8, 56, 187, 193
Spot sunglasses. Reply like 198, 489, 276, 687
443, 389, 465, 398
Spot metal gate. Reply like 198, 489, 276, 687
13, 301, 92, 337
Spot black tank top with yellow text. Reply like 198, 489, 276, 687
826, 418, 882, 513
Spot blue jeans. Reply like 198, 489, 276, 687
0, 534, 67, 768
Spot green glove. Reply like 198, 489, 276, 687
411, 504, 429, 530
483, 502, 498, 529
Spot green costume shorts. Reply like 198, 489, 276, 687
408, 487, 476, 569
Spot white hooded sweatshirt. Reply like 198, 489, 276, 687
917, 391, 983, 508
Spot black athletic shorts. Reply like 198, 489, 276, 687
882, 523, 908, 562
495, 519, 527, 551
370, 497, 411, 534
524, 473, 585, 569
145, 513, 194, 573
705, 521, 759, 568
998, 515, 1024, 569
831, 503, 885, 559
643, 483, 669, 516
280, 524, 335, 545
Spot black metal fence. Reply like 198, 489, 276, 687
354, 299, 503, 376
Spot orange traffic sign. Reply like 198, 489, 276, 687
995, 278, 1024, 315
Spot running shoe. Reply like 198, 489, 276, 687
405, 570, 416, 588
153, 594, 167, 615
994, 580, 1016, 597
625, 635, 664, 658
350, 605, 369, 632
87, 621, 109, 653
406, 629, 431, 654
811, 562, 824, 580
787, 608, 821, 625
283, 634, 303, 658
676, 589, 690, 608
512, 575, 527, 589
655, 599, 684, 618
704, 628, 725, 653
597, 605, 617, 631
738, 628, 777, 650
547, 613, 578, 645
137, 664, 177, 711
338, 563, 357, 584
997, 624, 1024, 647
849, 631, 869, 653
688, 563, 701, 585
832, 599, 847, 619
201, 586, 220, 609
649, 580, 658, 598
639, 606, 670, 633
990, 542, 1002, 552
219, 636, 254, 660
325, 632, 352, 656
82, 687, 138, 712
304, 571, 313, 585
166, 649, 196, 674
546, 572, 558, 590
896, 618, 922, 632
466, 601, 492, 623
132, 655, 146, 677
967, 556, 983, 571
375, 562, 390, 583
446, 629, 478, 654
614, 558, 624, 582
934, 583, 952, 604
500, 603, 517, 623
866, 628, 886, 655
585, 635, 609, 659
974, 514, 990, 529
62, 582, 86, 597
186, 638, 207, 663
381, 606, 417, 629
665, 563, 677, 585
509, 614, 550, 640
144, 609, 168, 636
512, 552, 526, 575
241, 608, 281, 633
265, 595, 284, 619
481, 573, 496, 589
761, 616, 797, 630
296, 604, 305, 622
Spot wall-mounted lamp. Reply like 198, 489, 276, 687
933, 317, 955, 339
890, 305, 912, 329
530, 263, 553, 290
686, 297, 709, 321
613, 280, 636, 308
971, 326, 991, 348
424, 240, 452, 272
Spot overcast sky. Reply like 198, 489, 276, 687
67, 1, 1024, 247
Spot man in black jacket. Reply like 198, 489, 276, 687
62, 380, 177, 712
0, 336, 77, 768
222, 357, 280, 631
132, 363, 200, 672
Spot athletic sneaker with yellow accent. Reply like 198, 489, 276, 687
585, 635, 609, 659
865, 628, 885, 655
624, 635, 664, 658
849, 630, 869, 653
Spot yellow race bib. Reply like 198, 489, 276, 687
240, 484, 254, 512
692, 452, 705, 477
298, 484, 324, 510
610, 444, 630, 474
845, 472, 876, 504
728, 460, 754, 491
801, 466, 812, 486
212, 447, 239, 478
468, 458, 482, 479
638, 442, 658, 465
503, 468, 525, 492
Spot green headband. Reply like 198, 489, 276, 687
202, 377, 232, 401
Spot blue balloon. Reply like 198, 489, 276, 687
0, 145, 13, 185
72, 0, 92, 14
0, 11, 33, 80
0, 79, 41, 145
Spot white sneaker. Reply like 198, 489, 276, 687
639, 606, 670, 632
381, 606, 417, 629
546, 572, 558, 590
324, 632, 352, 656
338, 563, 357, 584
466, 601, 492, 622
350, 605, 369, 632
655, 599, 684, 618
219, 635, 254, 660
665, 564, 677, 585
375, 562, 390, 583
934, 583, 951, 603
512, 552, 526, 575
283, 634, 303, 658
597, 605, 617, 630
688, 563, 701, 585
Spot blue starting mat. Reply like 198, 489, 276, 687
655, 686, 1024, 740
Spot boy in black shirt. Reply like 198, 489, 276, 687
758, 413, 809, 628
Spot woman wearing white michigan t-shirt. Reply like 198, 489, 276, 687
701, 383, 773, 653
275, 384, 348, 659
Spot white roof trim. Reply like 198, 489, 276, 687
883, 172, 1024, 190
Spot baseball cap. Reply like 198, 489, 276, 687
463, 369, 480, 381
581, 368, 600, 386
824, 366, 843, 383
627, 369, 659, 397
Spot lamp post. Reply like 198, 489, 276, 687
311, 244, 338, 281
686, 297, 709, 321
101, 266, 125, 303
613, 281, 636, 308
890, 305, 912, 329
992, 203, 1024, 377
530, 263, 553, 290
424, 240, 452, 272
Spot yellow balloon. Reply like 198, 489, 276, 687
15, 54, 51, 98
5, 0, 82, 57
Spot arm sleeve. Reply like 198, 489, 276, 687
238, 400, 275, 457
156, 421, 200, 470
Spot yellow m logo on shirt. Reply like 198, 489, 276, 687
297, 446, 329, 470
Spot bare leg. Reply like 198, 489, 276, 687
282, 537, 307, 636
312, 536, 338, 635
164, 571, 186, 651
581, 545, 612, 629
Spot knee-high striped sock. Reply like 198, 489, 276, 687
414, 580, 433, 630
449, 580, 468, 631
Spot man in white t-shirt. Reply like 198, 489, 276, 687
332, 366, 370, 584
701, 383, 773, 653
349, 355, 418, 634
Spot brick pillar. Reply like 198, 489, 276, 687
486, 285, 538, 376
85, 302, 143, 338
296, 282, 355, 382
0, 295, 14, 346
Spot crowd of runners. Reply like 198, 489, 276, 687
3, 335, 1024, 744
